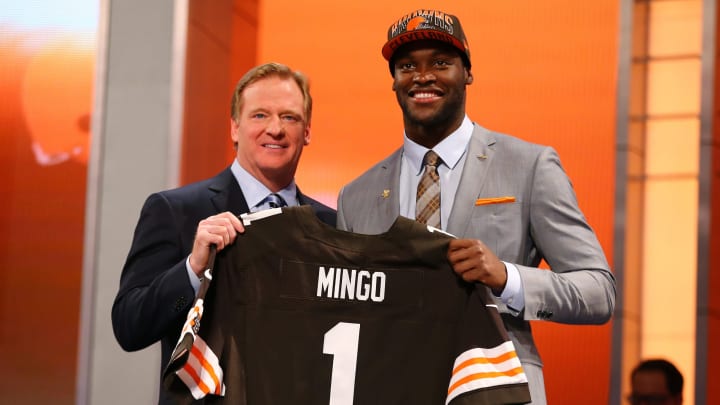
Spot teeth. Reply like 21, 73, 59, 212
413, 92, 437, 99
265, 144, 283, 149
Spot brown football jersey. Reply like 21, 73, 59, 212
164, 205, 530, 405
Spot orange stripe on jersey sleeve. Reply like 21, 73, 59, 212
447, 366, 526, 395
451, 350, 518, 374
182, 362, 211, 396
190, 344, 223, 394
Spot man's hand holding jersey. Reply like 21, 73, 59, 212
189, 212, 245, 276
447, 238, 508, 295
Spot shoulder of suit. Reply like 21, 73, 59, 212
472, 124, 551, 153
157, 167, 232, 199
340, 147, 401, 189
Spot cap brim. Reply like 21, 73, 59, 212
381, 30, 466, 61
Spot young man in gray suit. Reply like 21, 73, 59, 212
112, 62, 336, 405
337, 9, 616, 404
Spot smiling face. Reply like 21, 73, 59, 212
391, 40, 473, 148
231, 75, 310, 191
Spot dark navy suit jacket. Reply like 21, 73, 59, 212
111, 167, 336, 405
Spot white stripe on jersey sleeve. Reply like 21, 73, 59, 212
176, 335, 226, 399
446, 341, 528, 404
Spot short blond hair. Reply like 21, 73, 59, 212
230, 62, 312, 124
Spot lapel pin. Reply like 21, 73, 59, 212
381, 189, 390, 198
477, 154, 488, 160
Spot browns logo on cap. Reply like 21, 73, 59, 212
382, 10, 471, 69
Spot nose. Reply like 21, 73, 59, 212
413, 68, 436, 84
266, 116, 284, 136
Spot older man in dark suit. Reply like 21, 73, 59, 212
112, 62, 335, 405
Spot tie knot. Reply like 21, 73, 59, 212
423, 150, 441, 168
265, 193, 287, 209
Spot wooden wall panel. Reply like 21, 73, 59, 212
181, 0, 259, 184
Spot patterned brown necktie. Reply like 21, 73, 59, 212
416, 150, 442, 228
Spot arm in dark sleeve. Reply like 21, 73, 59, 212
111, 193, 196, 351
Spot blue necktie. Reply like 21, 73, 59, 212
265, 193, 287, 209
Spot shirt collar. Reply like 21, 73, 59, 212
230, 160, 298, 208
403, 115, 474, 174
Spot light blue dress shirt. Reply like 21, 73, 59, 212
186, 160, 299, 294
398, 116, 525, 313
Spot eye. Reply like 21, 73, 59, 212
281, 114, 301, 123
434, 59, 450, 67
252, 112, 267, 119
395, 61, 415, 71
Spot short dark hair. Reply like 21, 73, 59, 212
631, 359, 684, 396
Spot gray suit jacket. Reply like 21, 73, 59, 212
337, 123, 615, 375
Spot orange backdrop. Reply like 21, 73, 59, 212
0, 1, 625, 403
255, 1, 619, 403
0, 28, 93, 405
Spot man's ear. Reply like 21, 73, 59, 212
466, 69, 474, 85
304, 126, 311, 145
230, 118, 239, 142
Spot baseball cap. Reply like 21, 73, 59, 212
382, 10, 471, 69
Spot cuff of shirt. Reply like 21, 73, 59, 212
499, 261, 525, 315
186, 255, 202, 295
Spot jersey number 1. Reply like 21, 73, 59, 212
323, 322, 360, 405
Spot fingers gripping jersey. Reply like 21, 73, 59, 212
164, 206, 530, 404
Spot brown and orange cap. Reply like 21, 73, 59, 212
382, 10, 471, 70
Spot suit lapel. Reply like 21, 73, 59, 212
208, 167, 250, 215
447, 125, 496, 237
296, 188, 314, 206
373, 149, 402, 231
